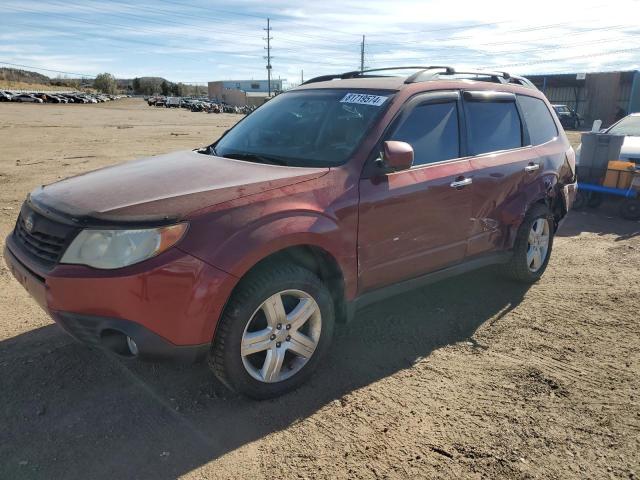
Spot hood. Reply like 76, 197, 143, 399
30, 150, 328, 223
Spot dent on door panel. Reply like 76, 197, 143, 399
357, 160, 474, 293
466, 147, 541, 257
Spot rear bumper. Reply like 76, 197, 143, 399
4, 236, 238, 361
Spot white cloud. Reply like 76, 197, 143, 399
1, 0, 638, 81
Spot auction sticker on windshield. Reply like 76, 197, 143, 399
340, 93, 388, 106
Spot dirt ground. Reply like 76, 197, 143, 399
0, 100, 638, 480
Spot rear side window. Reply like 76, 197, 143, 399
517, 95, 558, 145
390, 102, 459, 166
465, 101, 522, 155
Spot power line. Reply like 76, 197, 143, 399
369, 24, 635, 54
493, 47, 639, 68
366, 36, 638, 65
0, 61, 95, 78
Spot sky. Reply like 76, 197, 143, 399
1, 0, 639, 87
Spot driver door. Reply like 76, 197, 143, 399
357, 91, 475, 293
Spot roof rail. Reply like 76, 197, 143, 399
405, 67, 537, 89
301, 65, 537, 89
301, 66, 455, 85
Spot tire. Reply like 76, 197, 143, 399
501, 203, 555, 283
573, 190, 587, 210
620, 198, 640, 220
209, 263, 335, 399
587, 192, 604, 208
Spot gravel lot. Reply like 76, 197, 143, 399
0, 100, 638, 479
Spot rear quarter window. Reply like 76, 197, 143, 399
517, 95, 558, 145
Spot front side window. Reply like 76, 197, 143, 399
518, 95, 558, 145
390, 102, 460, 166
214, 89, 392, 167
465, 100, 522, 155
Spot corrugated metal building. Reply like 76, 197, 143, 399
208, 79, 283, 96
527, 70, 640, 127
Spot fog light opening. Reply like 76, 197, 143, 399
126, 336, 139, 356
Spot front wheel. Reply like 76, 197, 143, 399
501, 204, 555, 283
620, 198, 640, 220
209, 263, 334, 399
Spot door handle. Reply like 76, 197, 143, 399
450, 177, 472, 188
525, 163, 540, 172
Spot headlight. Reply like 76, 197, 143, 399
60, 223, 187, 269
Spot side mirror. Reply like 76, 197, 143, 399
380, 141, 414, 171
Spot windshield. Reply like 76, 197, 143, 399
213, 89, 393, 167
608, 116, 640, 136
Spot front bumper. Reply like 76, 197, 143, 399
4, 236, 238, 361
51, 311, 209, 362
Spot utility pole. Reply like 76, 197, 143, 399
301, 69, 304, 84
264, 18, 273, 97
360, 35, 365, 73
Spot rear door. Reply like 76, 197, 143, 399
462, 91, 542, 257
357, 91, 475, 293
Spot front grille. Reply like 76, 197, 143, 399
12, 203, 79, 269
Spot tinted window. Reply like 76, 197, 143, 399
465, 101, 522, 155
518, 95, 558, 145
391, 102, 459, 166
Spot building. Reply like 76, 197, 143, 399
527, 70, 640, 127
214, 79, 283, 93
207, 79, 284, 106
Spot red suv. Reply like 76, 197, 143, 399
4, 67, 577, 398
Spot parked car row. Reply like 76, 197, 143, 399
0, 90, 126, 104
145, 95, 255, 114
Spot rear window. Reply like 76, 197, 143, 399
518, 95, 558, 145
465, 101, 522, 155
390, 102, 460, 166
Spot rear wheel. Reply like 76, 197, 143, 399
502, 204, 554, 283
209, 263, 334, 399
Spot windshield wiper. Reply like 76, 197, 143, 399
220, 152, 288, 166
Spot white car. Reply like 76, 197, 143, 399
576, 113, 640, 164
607, 113, 640, 163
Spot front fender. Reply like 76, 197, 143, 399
180, 208, 358, 299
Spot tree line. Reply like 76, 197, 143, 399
92, 73, 207, 96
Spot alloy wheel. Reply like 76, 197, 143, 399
241, 289, 322, 383
527, 218, 550, 272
